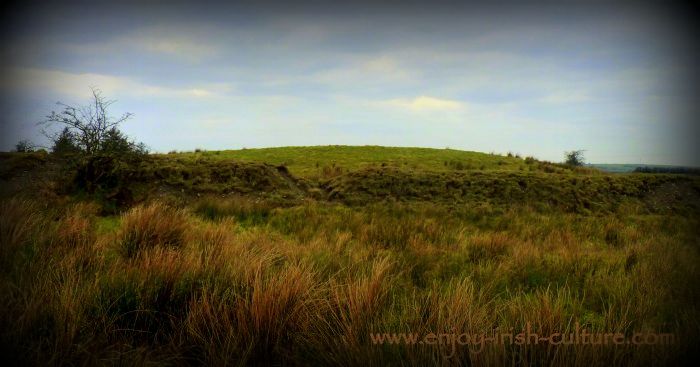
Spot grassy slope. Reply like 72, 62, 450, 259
4, 147, 697, 214
163, 145, 531, 178
1, 146, 700, 365
150, 146, 699, 214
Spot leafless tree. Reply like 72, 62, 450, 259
42, 87, 133, 156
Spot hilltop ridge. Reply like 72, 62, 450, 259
1, 146, 699, 214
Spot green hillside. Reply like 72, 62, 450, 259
3, 146, 698, 215
163, 145, 540, 178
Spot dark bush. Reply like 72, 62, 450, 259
565, 150, 585, 166
14, 140, 34, 153
51, 128, 81, 157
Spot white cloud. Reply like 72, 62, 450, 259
311, 55, 414, 85
64, 25, 221, 63
539, 90, 590, 104
130, 35, 219, 62
379, 96, 464, 111
2, 68, 231, 100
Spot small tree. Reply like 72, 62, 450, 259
100, 127, 148, 157
42, 87, 135, 156
51, 127, 81, 156
565, 150, 585, 166
41, 88, 147, 207
14, 139, 34, 153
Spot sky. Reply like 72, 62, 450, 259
0, 0, 698, 165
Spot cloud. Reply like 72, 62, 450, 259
311, 55, 414, 85
2, 68, 231, 100
379, 96, 464, 111
63, 25, 222, 63
538, 90, 590, 104
130, 35, 220, 62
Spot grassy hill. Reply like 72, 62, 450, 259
143, 146, 694, 214
164, 145, 544, 178
2, 146, 698, 214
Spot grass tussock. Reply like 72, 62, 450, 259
117, 201, 190, 256
55, 202, 99, 249
193, 195, 275, 224
467, 232, 513, 261
0, 198, 41, 269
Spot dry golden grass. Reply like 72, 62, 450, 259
0, 199, 40, 267
0, 198, 698, 365
117, 201, 190, 257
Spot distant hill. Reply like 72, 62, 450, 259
589, 163, 700, 174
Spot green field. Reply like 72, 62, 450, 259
1, 146, 699, 365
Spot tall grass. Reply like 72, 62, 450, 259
117, 201, 190, 256
1, 198, 698, 365
0, 199, 40, 268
